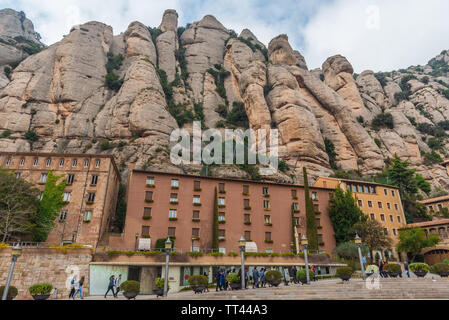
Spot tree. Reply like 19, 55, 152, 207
397, 227, 440, 262
303, 167, 318, 250
349, 219, 392, 262
32, 171, 66, 242
212, 187, 219, 251
291, 204, 297, 253
334, 241, 369, 260
113, 184, 127, 232
328, 187, 366, 245
0, 169, 40, 242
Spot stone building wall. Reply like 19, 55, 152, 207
0, 247, 93, 299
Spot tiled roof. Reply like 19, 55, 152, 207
316, 176, 399, 189
408, 219, 449, 228
419, 195, 449, 204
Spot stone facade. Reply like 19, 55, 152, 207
0, 247, 92, 299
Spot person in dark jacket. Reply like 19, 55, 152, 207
292, 266, 298, 284
73, 276, 85, 300
215, 269, 222, 291
252, 268, 260, 288
69, 276, 77, 299
104, 275, 116, 298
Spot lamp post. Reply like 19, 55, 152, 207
2, 243, 22, 300
355, 234, 366, 280
238, 237, 246, 290
134, 232, 139, 252
163, 237, 172, 297
301, 235, 310, 285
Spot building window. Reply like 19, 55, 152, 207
84, 211, 92, 222
265, 232, 272, 242
84, 159, 89, 168
370, 213, 375, 221
91, 175, 98, 186
72, 159, 78, 167
263, 187, 269, 195
37, 193, 43, 201
381, 214, 385, 222
429, 206, 434, 211
243, 185, 250, 194
168, 227, 176, 237
312, 192, 318, 200
19, 158, 25, 166
294, 218, 300, 226
358, 200, 363, 207
244, 214, 251, 224
67, 174, 75, 185
371, 187, 376, 194
387, 203, 391, 210
170, 194, 178, 203
46, 158, 51, 167
378, 202, 383, 209
358, 186, 363, 193
346, 185, 351, 192
194, 181, 201, 190
5, 158, 11, 166
144, 208, 152, 218
244, 231, 251, 241
63, 192, 71, 202
390, 215, 394, 222
146, 177, 155, 186
293, 203, 299, 211
364, 186, 370, 193
265, 215, 271, 224
219, 230, 226, 239
169, 209, 177, 219
192, 228, 200, 238
171, 179, 179, 188
397, 216, 401, 223
59, 159, 65, 167
59, 211, 68, 222
193, 211, 200, 219
438, 204, 443, 211
33, 157, 38, 166
40, 173, 48, 183
87, 193, 96, 202
318, 234, 324, 243
392, 190, 396, 197
264, 200, 270, 209
145, 191, 153, 201
313, 204, 319, 212
244, 199, 250, 208
218, 212, 225, 222
384, 228, 388, 236
352, 185, 357, 193
193, 196, 201, 204
292, 190, 297, 198
316, 218, 321, 227
218, 198, 225, 206
368, 201, 373, 208
15, 172, 21, 179
219, 183, 225, 193
384, 189, 388, 196
142, 226, 150, 237
393, 229, 397, 236
394, 204, 399, 211
95, 160, 100, 168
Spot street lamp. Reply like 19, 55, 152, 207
238, 237, 246, 290
163, 237, 172, 297
2, 243, 22, 300
355, 234, 366, 280
134, 232, 139, 252
301, 235, 310, 285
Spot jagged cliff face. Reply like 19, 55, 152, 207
0, 8, 448, 192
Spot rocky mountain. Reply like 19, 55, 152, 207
0, 8, 448, 193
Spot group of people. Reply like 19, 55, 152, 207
68, 276, 85, 300
104, 274, 122, 298
378, 260, 410, 278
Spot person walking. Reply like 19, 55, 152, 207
244, 268, 249, 289
252, 268, 260, 289
73, 276, 85, 300
104, 275, 116, 298
292, 266, 298, 284
260, 268, 266, 288
219, 270, 226, 291
284, 268, 291, 286
404, 261, 410, 278
114, 274, 122, 298
215, 269, 222, 291
69, 276, 77, 299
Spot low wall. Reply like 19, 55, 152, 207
0, 247, 93, 300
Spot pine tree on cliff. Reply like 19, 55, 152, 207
303, 167, 318, 251
212, 187, 219, 251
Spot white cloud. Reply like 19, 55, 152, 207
302, 0, 449, 72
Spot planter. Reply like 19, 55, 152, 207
339, 275, 352, 282
123, 291, 139, 300
387, 272, 400, 278
268, 280, 281, 287
154, 288, 169, 297
299, 278, 308, 284
414, 272, 428, 278
191, 286, 206, 294
32, 294, 51, 300
437, 272, 449, 278
366, 273, 374, 278
229, 282, 241, 290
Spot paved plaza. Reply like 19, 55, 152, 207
84, 276, 449, 300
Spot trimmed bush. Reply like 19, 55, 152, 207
384, 263, 401, 273
29, 283, 53, 295
155, 277, 167, 290
120, 280, 140, 293
265, 270, 282, 283
336, 267, 353, 278
0, 285, 18, 299
226, 273, 240, 283
430, 263, 449, 275
409, 263, 430, 273
366, 265, 379, 274
188, 275, 208, 287
297, 269, 314, 280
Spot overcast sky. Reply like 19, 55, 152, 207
1, 0, 449, 73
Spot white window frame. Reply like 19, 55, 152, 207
95, 160, 100, 168
46, 159, 51, 167
146, 177, 155, 185
84, 159, 89, 168
169, 209, 177, 218
33, 158, 38, 166
40, 173, 48, 183
59, 159, 65, 167
63, 192, 71, 202
193, 196, 201, 204
72, 159, 78, 167
19, 158, 25, 166
84, 211, 92, 222
59, 210, 68, 222
5, 158, 11, 166
218, 198, 225, 206
171, 179, 179, 187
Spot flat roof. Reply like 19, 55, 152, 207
316, 176, 399, 190
133, 169, 334, 191
0, 151, 121, 180
419, 195, 449, 205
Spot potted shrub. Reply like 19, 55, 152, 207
296, 269, 315, 284
226, 273, 241, 290
154, 278, 168, 297
384, 263, 402, 278
265, 270, 282, 287
29, 283, 53, 300
410, 263, 430, 278
0, 286, 18, 300
188, 275, 209, 294
120, 280, 140, 300
365, 265, 379, 277
336, 267, 353, 282
430, 263, 449, 277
